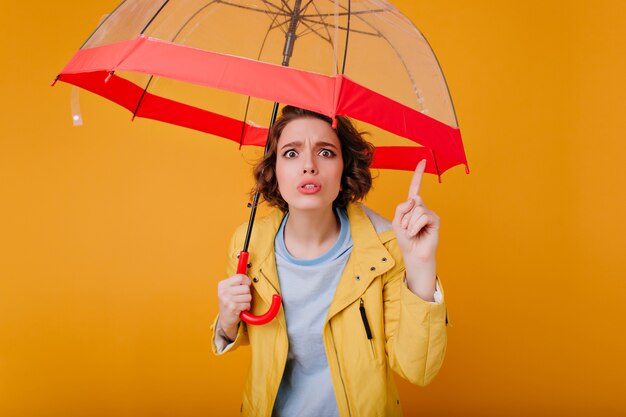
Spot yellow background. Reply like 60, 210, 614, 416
2, 1, 625, 416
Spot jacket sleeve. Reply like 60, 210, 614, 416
382, 240, 448, 386
210, 226, 249, 355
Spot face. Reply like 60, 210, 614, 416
275, 117, 343, 213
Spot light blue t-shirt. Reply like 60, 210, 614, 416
271, 208, 352, 417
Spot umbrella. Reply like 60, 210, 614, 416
53, 0, 469, 325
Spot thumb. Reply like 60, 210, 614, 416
240, 275, 252, 286
234, 274, 251, 286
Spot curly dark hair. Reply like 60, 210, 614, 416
253, 105, 375, 212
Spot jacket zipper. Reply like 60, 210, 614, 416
258, 268, 288, 417
359, 298, 376, 360
359, 298, 373, 339
329, 321, 352, 417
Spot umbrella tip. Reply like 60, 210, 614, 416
50, 75, 59, 87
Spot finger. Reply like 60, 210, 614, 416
218, 275, 246, 291
400, 197, 425, 229
231, 274, 251, 286
237, 303, 251, 313
229, 285, 252, 296
406, 213, 431, 237
408, 159, 427, 198
226, 300, 250, 314
232, 292, 252, 303
404, 206, 426, 230
394, 198, 415, 225
408, 211, 440, 237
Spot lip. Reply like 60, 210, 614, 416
297, 180, 322, 194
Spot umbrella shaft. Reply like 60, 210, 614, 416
244, 0, 302, 251
282, 0, 303, 65
242, 101, 281, 253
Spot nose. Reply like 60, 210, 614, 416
302, 151, 317, 174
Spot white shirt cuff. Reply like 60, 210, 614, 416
214, 319, 236, 354
433, 280, 443, 304
404, 277, 443, 304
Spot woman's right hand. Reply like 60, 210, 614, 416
217, 274, 252, 341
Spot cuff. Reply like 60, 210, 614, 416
433, 279, 443, 304
212, 316, 236, 355
403, 276, 444, 304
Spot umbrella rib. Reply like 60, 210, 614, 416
331, 1, 424, 111
238, 4, 286, 147
309, 2, 336, 42
139, 0, 171, 34
205, 0, 291, 18
341, 0, 351, 74
121, 1, 220, 133
168, 0, 220, 42
297, 13, 332, 43
78, 0, 129, 49
332, 2, 459, 147
261, 0, 284, 32
128, 0, 180, 121
269, 16, 292, 34
132, 75, 155, 119
299, 16, 379, 37
282, 0, 336, 47
299, 0, 315, 14
418, 32, 461, 128
297, 21, 332, 43
263, 0, 294, 34
257, 0, 292, 16
300, 9, 386, 18
303, 1, 338, 72
294, 0, 316, 36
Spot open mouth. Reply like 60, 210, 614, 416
298, 182, 321, 193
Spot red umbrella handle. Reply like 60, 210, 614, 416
236, 251, 281, 325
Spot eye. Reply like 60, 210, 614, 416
319, 148, 335, 158
283, 149, 298, 158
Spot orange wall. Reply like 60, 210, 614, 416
2, 1, 625, 416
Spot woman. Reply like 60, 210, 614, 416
212, 106, 447, 417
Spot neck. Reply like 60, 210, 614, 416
283, 205, 340, 259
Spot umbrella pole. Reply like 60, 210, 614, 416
235, 102, 281, 327
241, 102, 281, 254
241, 0, 303, 253
238, 1, 303, 325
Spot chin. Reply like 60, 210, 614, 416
283, 196, 335, 212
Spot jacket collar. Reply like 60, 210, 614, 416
245, 203, 395, 320
326, 203, 395, 319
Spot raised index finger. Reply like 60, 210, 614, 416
408, 159, 427, 198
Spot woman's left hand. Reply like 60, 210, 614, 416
392, 159, 440, 265
391, 159, 439, 300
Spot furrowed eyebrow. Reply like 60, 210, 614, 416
280, 141, 302, 150
279, 141, 339, 150
316, 141, 339, 149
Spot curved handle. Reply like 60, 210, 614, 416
240, 294, 282, 326
236, 251, 282, 326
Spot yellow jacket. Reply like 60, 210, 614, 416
211, 203, 447, 417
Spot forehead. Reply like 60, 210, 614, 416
277, 117, 340, 146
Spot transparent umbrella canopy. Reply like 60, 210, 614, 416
54, 0, 469, 325
55, 0, 468, 176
